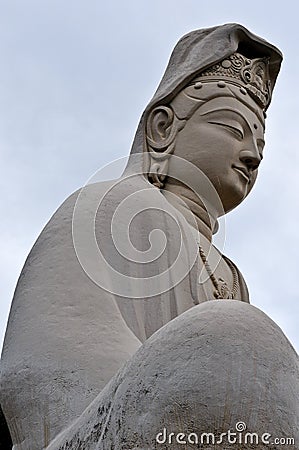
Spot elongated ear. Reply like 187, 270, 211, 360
146, 106, 185, 188
146, 106, 175, 146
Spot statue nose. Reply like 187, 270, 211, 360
239, 149, 262, 171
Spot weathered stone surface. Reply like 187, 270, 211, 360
48, 301, 299, 449
0, 183, 142, 449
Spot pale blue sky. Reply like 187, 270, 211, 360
0, 1, 298, 352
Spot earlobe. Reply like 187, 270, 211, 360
146, 106, 185, 188
148, 160, 169, 189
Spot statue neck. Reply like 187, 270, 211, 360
162, 180, 218, 242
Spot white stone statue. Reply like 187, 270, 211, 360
1, 23, 298, 450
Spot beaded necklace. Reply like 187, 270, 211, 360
198, 245, 239, 299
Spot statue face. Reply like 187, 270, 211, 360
172, 95, 265, 213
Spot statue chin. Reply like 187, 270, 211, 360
214, 177, 255, 215
48, 301, 299, 449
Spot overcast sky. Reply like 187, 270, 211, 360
0, 1, 298, 353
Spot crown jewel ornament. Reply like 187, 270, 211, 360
191, 52, 271, 109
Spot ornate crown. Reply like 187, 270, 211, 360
191, 52, 271, 109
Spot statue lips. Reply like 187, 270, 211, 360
232, 165, 251, 183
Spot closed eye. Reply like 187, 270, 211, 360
208, 121, 244, 140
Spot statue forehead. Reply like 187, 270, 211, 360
170, 82, 265, 126
197, 97, 265, 128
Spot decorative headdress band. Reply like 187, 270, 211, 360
190, 52, 271, 109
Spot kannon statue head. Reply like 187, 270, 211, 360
126, 23, 282, 215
